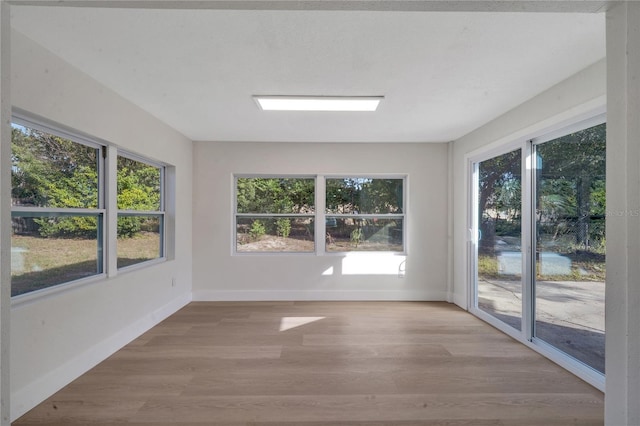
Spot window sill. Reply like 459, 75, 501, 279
117, 257, 166, 274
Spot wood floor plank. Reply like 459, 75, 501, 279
391, 369, 602, 394
129, 393, 602, 424
280, 343, 453, 359
249, 422, 508, 426
145, 333, 302, 346
303, 332, 514, 346
181, 370, 399, 396
442, 341, 543, 358
12, 301, 604, 425
114, 345, 283, 360
12, 398, 146, 424
87, 356, 236, 375
53, 374, 194, 399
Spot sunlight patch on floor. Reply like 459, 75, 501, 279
279, 316, 326, 331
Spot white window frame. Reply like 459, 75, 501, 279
322, 175, 407, 255
232, 174, 407, 255
116, 151, 166, 271
233, 174, 317, 255
10, 113, 107, 302
10, 111, 170, 303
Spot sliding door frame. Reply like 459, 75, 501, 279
467, 111, 606, 391
467, 140, 528, 344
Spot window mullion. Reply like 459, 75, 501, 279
325, 214, 404, 219
522, 141, 535, 342
106, 145, 118, 277
117, 210, 165, 216
316, 175, 326, 255
11, 207, 105, 216
235, 213, 313, 218
160, 166, 166, 212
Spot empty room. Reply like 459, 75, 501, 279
0, 1, 638, 425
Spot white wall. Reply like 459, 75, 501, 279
605, 3, 640, 423
451, 59, 606, 308
193, 141, 448, 301
9, 31, 193, 419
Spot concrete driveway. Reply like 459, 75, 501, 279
478, 279, 605, 373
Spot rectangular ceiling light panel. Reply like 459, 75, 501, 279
254, 96, 383, 112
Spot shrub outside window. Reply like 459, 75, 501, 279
325, 178, 405, 252
235, 177, 316, 253
10, 121, 105, 296
117, 155, 164, 268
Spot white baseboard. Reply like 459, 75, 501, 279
192, 290, 448, 301
11, 292, 191, 421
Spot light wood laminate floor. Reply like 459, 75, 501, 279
13, 302, 604, 425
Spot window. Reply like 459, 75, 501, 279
11, 121, 105, 296
325, 178, 404, 252
235, 177, 316, 253
10, 114, 168, 298
117, 155, 164, 268
233, 175, 405, 254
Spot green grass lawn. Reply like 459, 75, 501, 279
11, 233, 160, 296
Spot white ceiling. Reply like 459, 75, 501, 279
10, 5, 605, 143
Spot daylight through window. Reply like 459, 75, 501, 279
234, 176, 406, 254
117, 155, 164, 268
10, 116, 168, 298
11, 121, 104, 296
326, 178, 404, 252
235, 177, 316, 253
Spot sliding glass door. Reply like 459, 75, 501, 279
533, 122, 606, 374
476, 149, 522, 331
471, 117, 606, 383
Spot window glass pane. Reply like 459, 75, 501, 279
117, 156, 161, 211
325, 217, 403, 252
117, 215, 162, 268
535, 122, 606, 373
326, 178, 403, 214
11, 123, 99, 208
237, 178, 315, 214
236, 217, 315, 253
11, 215, 102, 296
477, 149, 522, 331
117, 156, 164, 269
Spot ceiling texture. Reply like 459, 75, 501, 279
9, 2, 605, 143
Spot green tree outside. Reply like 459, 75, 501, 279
11, 125, 161, 239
